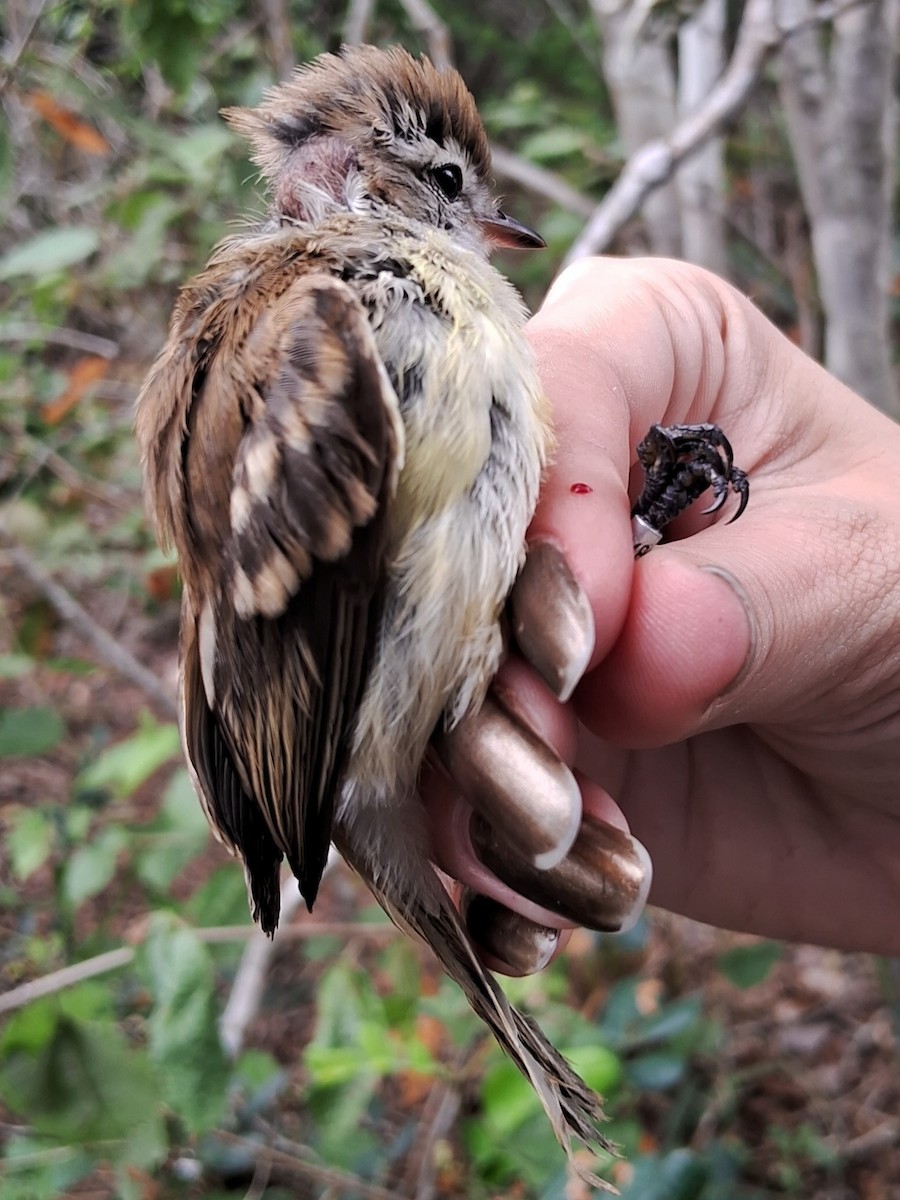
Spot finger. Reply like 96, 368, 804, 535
575, 545, 752, 746
434, 691, 582, 870
517, 257, 791, 699
422, 761, 579, 930
422, 757, 651, 933
577, 430, 900, 757
460, 891, 571, 978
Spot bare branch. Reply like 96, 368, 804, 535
0, 536, 178, 718
343, 0, 377, 45
219, 1131, 398, 1200
0, 912, 397, 1016
402, 1062, 464, 1200
777, 0, 898, 412
219, 876, 306, 1057
0, 323, 119, 358
396, 0, 452, 68
262, 0, 295, 79
0, 948, 135, 1015
0, 0, 49, 93
564, 0, 780, 265
490, 145, 595, 217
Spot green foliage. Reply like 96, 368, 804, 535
0, 706, 65, 757
717, 941, 783, 989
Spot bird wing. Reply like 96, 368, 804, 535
180, 274, 403, 932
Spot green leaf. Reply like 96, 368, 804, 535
633, 997, 703, 1047
134, 768, 209, 891
0, 707, 65, 757
620, 1149, 708, 1199
1, 1136, 94, 1200
625, 1051, 686, 1092
75, 714, 180, 799
8, 808, 55, 880
0, 653, 34, 679
717, 941, 783, 989
480, 1060, 541, 1137
0, 1013, 164, 1146
186, 864, 250, 926
520, 127, 585, 163
137, 912, 230, 1133
561, 1043, 622, 1095
0, 227, 100, 280
61, 825, 127, 908
165, 124, 234, 184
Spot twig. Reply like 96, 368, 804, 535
201, 16, 266, 73
243, 1151, 273, 1200
0, 0, 49, 93
490, 145, 595, 218
842, 1121, 899, 1161
0, 948, 134, 1014
6, 430, 132, 510
0, 536, 178, 718
262, 0, 295, 80
343, 0, 377, 44
217, 1131, 398, 1200
563, 0, 779, 264
0, 914, 397, 1016
396, 0, 452, 68
219, 875, 305, 1057
0, 323, 119, 358
400, 1051, 466, 1200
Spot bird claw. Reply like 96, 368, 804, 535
631, 423, 750, 557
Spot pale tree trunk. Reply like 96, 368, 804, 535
676, 0, 728, 273
589, 0, 683, 255
777, 0, 899, 415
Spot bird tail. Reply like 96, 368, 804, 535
334, 828, 617, 1192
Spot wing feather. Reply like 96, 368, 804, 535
178, 274, 402, 927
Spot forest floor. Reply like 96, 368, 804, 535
1, 551, 898, 1199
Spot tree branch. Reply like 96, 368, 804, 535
564, 0, 779, 265
0, 322, 118, 358
0, 536, 178, 718
343, 0, 376, 44
0, 913, 397, 1016
396, 0, 452, 68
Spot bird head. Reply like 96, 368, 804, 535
223, 44, 544, 256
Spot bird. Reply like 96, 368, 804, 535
136, 44, 613, 1183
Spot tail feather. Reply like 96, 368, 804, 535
334, 828, 617, 1192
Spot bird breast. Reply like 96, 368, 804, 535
342, 225, 552, 798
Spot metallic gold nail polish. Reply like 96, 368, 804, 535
470, 811, 652, 933
463, 891, 559, 974
511, 541, 595, 703
435, 694, 581, 870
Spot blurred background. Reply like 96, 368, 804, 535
1, 1, 898, 1196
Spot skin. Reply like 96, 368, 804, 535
434, 256, 900, 960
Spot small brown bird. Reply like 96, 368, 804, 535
136, 44, 621, 1181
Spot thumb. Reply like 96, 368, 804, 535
575, 543, 753, 746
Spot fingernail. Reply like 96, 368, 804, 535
511, 541, 595, 702
698, 565, 756, 695
462, 890, 559, 974
435, 694, 581, 870
470, 811, 652, 933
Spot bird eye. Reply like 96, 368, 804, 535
430, 164, 463, 201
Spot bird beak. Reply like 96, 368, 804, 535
480, 209, 546, 250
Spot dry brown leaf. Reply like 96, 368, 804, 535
42, 356, 108, 425
27, 90, 110, 156
143, 565, 180, 604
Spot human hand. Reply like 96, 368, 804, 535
429, 256, 900, 966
